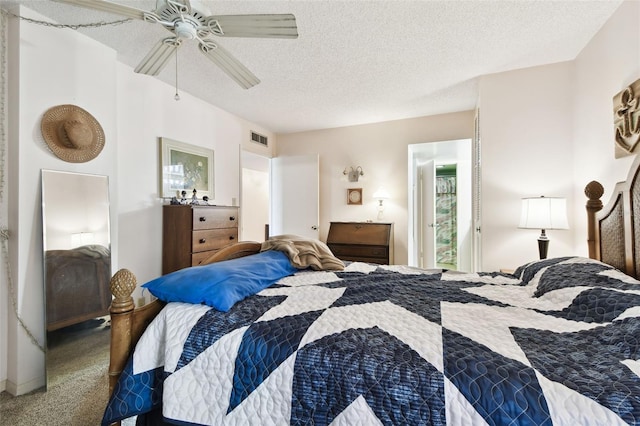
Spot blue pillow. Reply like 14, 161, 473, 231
142, 250, 297, 312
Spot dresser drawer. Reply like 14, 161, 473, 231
329, 244, 388, 260
192, 207, 238, 230
326, 222, 391, 245
191, 250, 218, 267
192, 228, 238, 253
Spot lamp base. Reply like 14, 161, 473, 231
537, 229, 549, 259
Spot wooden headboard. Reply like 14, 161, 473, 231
585, 154, 640, 279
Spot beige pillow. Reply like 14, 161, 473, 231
261, 234, 345, 271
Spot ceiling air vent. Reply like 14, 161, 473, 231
251, 131, 268, 147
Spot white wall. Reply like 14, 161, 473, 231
0, 11, 10, 393
276, 112, 476, 265
571, 0, 639, 253
478, 62, 574, 271
0, 7, 277, 395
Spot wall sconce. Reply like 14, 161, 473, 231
519, 196, 569, 259
373, 187, 390, 220
343, 166, 364, 182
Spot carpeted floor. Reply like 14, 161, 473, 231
0, 318, 133, 426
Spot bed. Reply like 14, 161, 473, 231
45, 244, 111, 331
102, 156, 640, 426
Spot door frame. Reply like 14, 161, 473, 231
418, 160, 436, 268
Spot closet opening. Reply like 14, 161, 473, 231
435, 164, 457, 270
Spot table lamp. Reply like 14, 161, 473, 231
373, 187, 390, 220
519, 196, 569, 259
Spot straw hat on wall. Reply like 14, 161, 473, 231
41, 104, 105, 163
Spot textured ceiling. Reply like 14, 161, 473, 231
0, 0, 623, 133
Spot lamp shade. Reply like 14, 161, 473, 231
372, 187, 390, 200
519, 197, 569, 230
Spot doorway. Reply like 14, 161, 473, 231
434, 164, 458, 269
408, 139, 474, 271
240, 152, 320, 241
240, 151, 270, 242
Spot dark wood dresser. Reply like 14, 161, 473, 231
162, 205, 239, 274
326, 221, 394, 264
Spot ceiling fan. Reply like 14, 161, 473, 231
52, 0, 298, 89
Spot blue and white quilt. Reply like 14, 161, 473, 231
103, 257, 640, 425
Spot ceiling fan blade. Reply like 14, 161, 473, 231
51, 0, 147, 20
199, 41, 260, 89
206, 14, 298, 39
135, 38, 180, 76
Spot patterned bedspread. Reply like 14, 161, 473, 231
103, 257, 640, 425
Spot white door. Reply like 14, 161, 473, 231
270, 154, 319, 239
419, 160, 436, 268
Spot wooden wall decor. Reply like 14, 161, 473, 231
613, 78, 640, 158
347, 188, 362, 205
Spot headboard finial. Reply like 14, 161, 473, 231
110, 268, 136, 313
585, 180, 604, 201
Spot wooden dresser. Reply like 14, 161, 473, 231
162, 205, 239, 274
326, 221, 394, 264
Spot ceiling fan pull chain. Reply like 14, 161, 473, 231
174, 49, 180, 101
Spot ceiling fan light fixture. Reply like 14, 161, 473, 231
174, 21, 197, 40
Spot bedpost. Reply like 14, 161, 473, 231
108, 269, 136, 397
585, 181, 604, 260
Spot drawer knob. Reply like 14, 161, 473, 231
229, 236, 235, 240
229, 216, 236, 221
199, 238, 206, 244
199, 217, 206, 222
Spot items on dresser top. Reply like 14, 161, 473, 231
162, 204, 239, 274
326, 221, 394, 264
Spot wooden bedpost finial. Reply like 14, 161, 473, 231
585, 180, 604, 260
110, 268, 136, 313
585, 180, 604, 202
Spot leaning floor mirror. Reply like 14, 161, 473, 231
41, 169, 112, 389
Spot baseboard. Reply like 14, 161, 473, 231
0, 378, 6, 393
3, 375, 44, 396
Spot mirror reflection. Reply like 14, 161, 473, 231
41, 170, 111, 389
